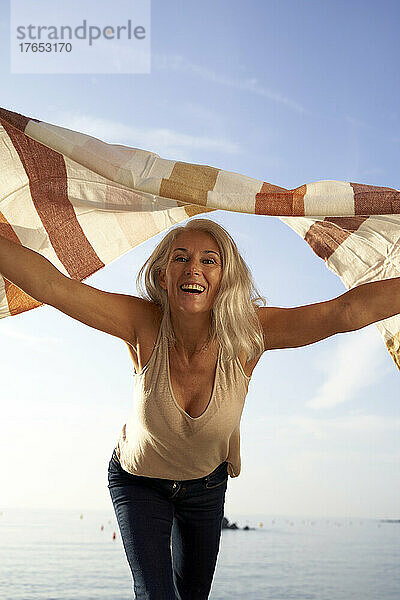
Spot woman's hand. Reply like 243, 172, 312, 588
257, 277, 400, 351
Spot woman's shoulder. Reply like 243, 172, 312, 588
118, 297, 161, 348
130, 298, 163, 344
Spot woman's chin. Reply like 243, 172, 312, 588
174, 300, 210, 314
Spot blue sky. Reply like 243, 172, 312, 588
0, 0, 399, 518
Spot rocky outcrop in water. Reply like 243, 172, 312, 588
222, 516, 255, 530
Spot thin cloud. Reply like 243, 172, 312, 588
42, 110, 240, 158
344, 115, 371, 129
252, 412, 400, 442
153, 53, 309, 115
359, 167, 386, 179
288, 414, 400, 438
0, 322, 61, 346
306, 327, 387, 409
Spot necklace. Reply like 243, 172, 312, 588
173, 336, 211, 354
196, 332, 213, 353
199, 339, 209, 352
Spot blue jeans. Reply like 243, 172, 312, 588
107, 449, 228, 599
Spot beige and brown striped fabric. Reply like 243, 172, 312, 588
0, 107, 399, 370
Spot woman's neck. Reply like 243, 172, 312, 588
169, 310, 213, 359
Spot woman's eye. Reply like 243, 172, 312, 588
174, 257, 215, 264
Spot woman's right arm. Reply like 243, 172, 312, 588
0, 235, 148, 345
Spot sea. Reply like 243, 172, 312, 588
0, 508, 399, 600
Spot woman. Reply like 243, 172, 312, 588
0, 217, 399, 599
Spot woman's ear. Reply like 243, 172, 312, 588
158, 268, 166, 290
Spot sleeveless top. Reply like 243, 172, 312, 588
115, 317, 252, 480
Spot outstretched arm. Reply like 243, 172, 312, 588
258, 277, 400, 351
0, 234, 149, 345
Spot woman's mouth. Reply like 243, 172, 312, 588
179, 284, 206, 295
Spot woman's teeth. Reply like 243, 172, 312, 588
180, 284, 205, 294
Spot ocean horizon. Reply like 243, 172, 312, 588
0, 507, 399, 599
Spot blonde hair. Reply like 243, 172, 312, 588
136, 218, 267, 362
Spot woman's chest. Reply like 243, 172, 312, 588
126, 328, 261, 380
133, 356, 246, 437
130, 341, 249, 434
168, 357, 218, 418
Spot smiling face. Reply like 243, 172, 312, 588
158, 230, 223, 316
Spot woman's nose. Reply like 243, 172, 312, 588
185, 260, 200, 275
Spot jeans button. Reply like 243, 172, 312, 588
173, 482, 177, 488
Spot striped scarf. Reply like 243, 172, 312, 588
0, 107, 399, 370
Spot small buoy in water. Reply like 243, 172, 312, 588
80, 514, 83, 520
101, 525, 104, 531
112, 531, 116, 540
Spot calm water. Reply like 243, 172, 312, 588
0, 508, 399, 599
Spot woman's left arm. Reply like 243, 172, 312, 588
258, 277, 400, 351
342, 277, 400, 330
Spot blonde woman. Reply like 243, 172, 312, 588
0, 218, 399, 599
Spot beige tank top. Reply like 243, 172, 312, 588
115, 317, 251, 480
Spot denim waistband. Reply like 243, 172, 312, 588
111, 448, 228, 482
